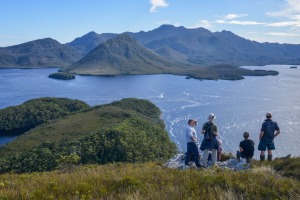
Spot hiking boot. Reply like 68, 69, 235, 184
260, 155, 265, 162
268, 155, 272, 161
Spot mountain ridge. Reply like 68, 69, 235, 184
63, 33, 181, 75
66, 24, 300, 66
0, 38, 81, 68
1, 24, 299, 70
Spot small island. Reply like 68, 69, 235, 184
48, 72, 75, 80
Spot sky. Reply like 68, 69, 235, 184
1, 0, 300, 47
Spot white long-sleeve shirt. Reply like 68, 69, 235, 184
185, 125, 197, 143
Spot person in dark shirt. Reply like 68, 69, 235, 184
258, 112, 280, 161
236, 132, 255, 163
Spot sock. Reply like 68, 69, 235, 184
268, 155, 272, 161
260, 155, 265, 161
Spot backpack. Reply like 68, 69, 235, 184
204, 123, 213, 141
264, 121, 276, 140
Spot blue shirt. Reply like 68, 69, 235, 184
186, 125, 197, 143
261, 119, 280, 141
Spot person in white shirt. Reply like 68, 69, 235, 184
185, 119, 201, 168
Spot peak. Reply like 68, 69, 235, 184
114, 33, 135, 41
85, 31, 98, 36
157, 24, 185, 30
159, 24, 176, 28
220, 30, 235, 35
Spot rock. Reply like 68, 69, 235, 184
164, 153, 251, 171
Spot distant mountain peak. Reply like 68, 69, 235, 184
64, 32, 176, 75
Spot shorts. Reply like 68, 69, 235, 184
258, 140, 275, 151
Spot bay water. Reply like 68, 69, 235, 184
0, 65, 299, 158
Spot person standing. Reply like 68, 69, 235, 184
217, 139, 223, 162
258, 112, 280, 161
185, 119, 201, 168
236, 132, 255, 163
200, 113, 218, 167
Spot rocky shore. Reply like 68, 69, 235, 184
165, 153, 251, 171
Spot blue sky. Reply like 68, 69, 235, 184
1, 0, 300, 46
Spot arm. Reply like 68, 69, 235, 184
274, 130, 280, 137
274, 123, 280, 137
201, 123, 205, 134
187, 127, 196, 141
259, 131, 264, 140
259, 122, 266, 139
214, 125, 219, 136
239, 147, 243, 152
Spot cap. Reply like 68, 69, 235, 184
188, 119, 197, 124
266, 112, 272, 118
208, 113, 216, 120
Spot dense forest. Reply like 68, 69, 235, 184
0, 98, 177, 172
0, 97, 90, 134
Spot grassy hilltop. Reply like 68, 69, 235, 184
0, 97, 299, 199
0, 160, 300, 199
0, 98, 176, 172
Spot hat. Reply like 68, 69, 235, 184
188, 119, 197, 124
266, 112, 272, 118
208, 113, 216, 120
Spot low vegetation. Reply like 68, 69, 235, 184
0, 97, 299, 199
48, 72, 75, 80
0, 97, 89, 135
0, 160, 299, 200
0, 98, 176, 172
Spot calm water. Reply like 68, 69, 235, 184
0, 65, 299, 158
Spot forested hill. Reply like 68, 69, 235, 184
0, 98, 176, 173
0, 97, 90, 134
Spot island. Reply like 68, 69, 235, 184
61, 34, 279, 81
48, 72, 75, 80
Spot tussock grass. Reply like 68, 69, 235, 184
0, 162, 299, 200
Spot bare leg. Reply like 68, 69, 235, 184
211, 149, 217, 165
202, 149, 209, 167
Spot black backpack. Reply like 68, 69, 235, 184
264, 121, 276, 139
204, 123, 213, 140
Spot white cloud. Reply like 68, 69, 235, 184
266, 21, 300, 27
215, 20, 265, 25
149, 0, 168, 13
214, 13, 264, 26
224, 14, 248, 19
266, 0, 300, 28
265, 32, 300, 36
267, 0, 300, 17
189, 20, 213, 29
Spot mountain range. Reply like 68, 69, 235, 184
0, 24, 299, 70
63, 34, 182, 75
66, 25, 300, 66
0, 38, 80, 68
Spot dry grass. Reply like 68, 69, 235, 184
0, 162, 299, 200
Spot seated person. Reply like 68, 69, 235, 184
236, 132, 255, 163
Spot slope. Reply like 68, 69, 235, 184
0, 38, 81, 68
65, 31, 118, 56
63, 33, 181, 75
